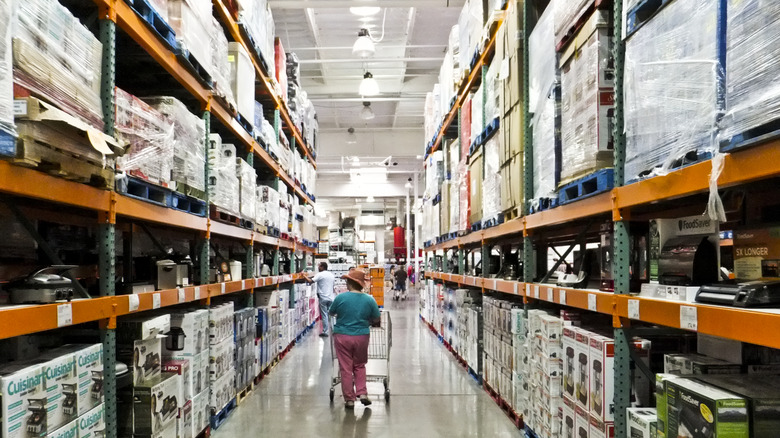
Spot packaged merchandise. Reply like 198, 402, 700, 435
163, 358, 192, 401
0, 362, 47, 438
237, 158, 257, 220
209, 338, 235, 381
118, 314, 172, 342
46, 419, 78, 438
663, 353, 742, 375
77, 403, 105, 438
118, 336, 163, 386
191, 390, 209, 437
164, 309, 209, 357
574, 328, 591, 411
695, 375, 780, 438
132, 373, 183, 435
575, 403, 590, 438
0, 0, 13, 139
627, 407, 657, 438
228, 42, 256, 125
562, 396, 576, 438
167, 0, 213, 79
733, 226, 780, 281
209, 368, 235, 413
40, 351, 79, 432
210, 16, 235, 111
481, 135, 502, 221
208, 139, 240, 216
179, 400, 193, 438
73, 344, 104, 415
665, 378, 748, 438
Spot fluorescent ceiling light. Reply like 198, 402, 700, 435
360, 102, 375, 120
404, 182, 412, 189
350, 6, 381, 16
352, 28, 375, 58
359, 72, 380, 96
350, 167, 387, 182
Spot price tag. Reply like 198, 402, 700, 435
513, 283, 519, 295
547, 288, 554, 302
152, 293, 161, 310
194, 287, 201, 300
255, 278, 261, 288
680, 306, 698, 331
534, 285, 540, 299
57, 303, 73, 327
242, 280, 247, 290
588, 294, 598, 312
178, 288, 186, 303
128, 295, 140, 312
492, 280, 497, 290
526, 284, 532, 296
560, 290, 567, 305
628, 299, 640, 320
221, 283, 226, 294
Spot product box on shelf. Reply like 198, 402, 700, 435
655, 373, 682, 438
77, 403, 105, 438
40, 350, 79, 432
468, 146, 483, 225
191, 390, 209, 437
118, 314, 171, 342
227, 41, 255, 126
663, 353, 742, 375
167, 0, 213, 78
0, 362, 46, 438
575, 403, 590, 438
164, 309, 209, 357
179, 400, 193, 438
209, 368, 235, 413
574, 328, 591, 411
42, 344, 104, 417
589, 415, 614, 438
696, 375, 780, 437
46, 419, 78, 438
733, 226, 780, 281
627, 407, 657, 438
163, 358, 192, 401
562, 326, 577, 400
132, 373, 183, 435
589, 334, 613, 421
118, 336, 162, 386
209, 338, 235, 381
665, 378, 749, 438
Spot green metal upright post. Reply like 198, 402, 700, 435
199, 111, 211, 286
521, 0, 535, 298
458, 248, 465, 275
98, 16, 118, 438
290, 249, 296, 274
273, 249, 280, 276
611, 0, 631, 435
481, 244, 491, 278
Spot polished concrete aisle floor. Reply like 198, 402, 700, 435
212, 295, 520, 437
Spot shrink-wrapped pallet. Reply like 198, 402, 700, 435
208, 140, 239, 215
237, 158, 256, 220
0, 0, 12, 140
482, 135, 501, 221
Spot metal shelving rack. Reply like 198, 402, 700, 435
422, 1, 780, 436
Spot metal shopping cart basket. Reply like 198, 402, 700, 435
329, 310, 392, 402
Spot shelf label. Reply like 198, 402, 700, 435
534, 285, 540, 299
628, 299, 640, 320
128, 295, 140, 312
221, 283, 226, 294
57, 303, 73, 327
492, 280, 497, 290
242, 280, 247, 290
588, 294, 598, 312
194, 287, 201, 300
152, 293, 161, 310
178, 288, 186, 304
547, 288, 554, 302
560, 290, 567, 305
526, 284, 531, 296
680, 306, 698, 331
255, 278, 261, 288
514, 283, 519, 295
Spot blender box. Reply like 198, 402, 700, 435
589, 334, 614, 421
46, 419, 78, 438
589, 414, 614, 438
574, 327, 592, 411
656, 373, 682, 438
40, 350, 79, 432
562, 326, 577, 400
77, 403, 105, 438
191, 390, 209, 437
162, 358, 192, 401
562, 396, 576, 438
132, 372, 183, 435
575, 403, 590, 438
118, 314, 171, 342
118, 336, 162, 386
666, 378, 749, 438
0, 362, 47, 438
627, 407, 657, 438
696, 375, 780, 438
164, 310, 209, 357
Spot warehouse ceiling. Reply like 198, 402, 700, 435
271, 0, 463, 203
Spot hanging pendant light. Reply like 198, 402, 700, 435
359, 72, 380, 96
352, 28, 375, 58
360, 102, 375, 120
347, 127, 357, 144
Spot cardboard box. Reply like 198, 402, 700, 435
0, 362, 47, 438
627, 408, 657, 438
589, 335, 614, 421
77, 403, 105, 438
118, 314, 171, 342
74, 344, 104, 415
164, 309, 209, 357
499, 152, 522, 214
46, 419, 78, 438
574, 328, 591, 411
227, 42, 255, 125
468, 147, 483, 226
656, 374, 682, 438
562, 396, 577, 438
590, 415, 615, 438
666, 378, 749, 438
209, 338, 235, 381
163, 358, 192, 401
132, 373, 183, 435
209, 368, 235, 413
664, 353, 742, 375
696, 375, 780, 438
179, 399, 193, 438
733, 226, 780, 280
575, 403, 590, 438
118, 336, 162, 386
40, 351, 79, 432
191, 390, 209, 437
563, 326, 578, 400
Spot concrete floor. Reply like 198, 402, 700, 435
212, 294, 520, 437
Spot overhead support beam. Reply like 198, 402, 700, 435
298, 57, 444, 64
270, 1, 465, 8
289, 44, 446, 51
309, 96, 427, 102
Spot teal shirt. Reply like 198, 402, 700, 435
328, 292, 381, 336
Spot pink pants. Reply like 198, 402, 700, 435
333, 334, 370, 401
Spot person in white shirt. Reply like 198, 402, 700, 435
304, 262, 336, 337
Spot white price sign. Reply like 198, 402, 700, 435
514, 283, 519, 295
588, 294, 598, 312
128, 295, 140, 312
178, 288, 186, 303
152, 293, 161, 309
526, 284, 532, 296
221, 283, 226, 294
242, 280, 247, 290
194, 287, 201, 300
680, 306, 698, 331
492, 280, 497, 290
628, 299, 640, 320
559, 290, 567, 305
255, 278, 261, 288
57, 303, 73, 327
547, 288, 554, 302
534, 285, 540, 299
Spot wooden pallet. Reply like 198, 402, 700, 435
236, 384, 253, 405
503, 207, 520, 222
125, 0, 178, 51
209, 398, 237, 430
210, 204, 241, 226
557, 168, 614, 206
171, 192, 207, 216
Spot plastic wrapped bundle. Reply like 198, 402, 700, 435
208, 142, 239, 215
237, 159, 256, 220
625, 0, 721, 183
0, 0, 13, 139
532, 93, 558, 204
721, 0, 780, 146
554, 0, 591, 42
529, 3, 556, 117
13, 0, 103, 129
211, 17, 235, 111
115, 88, 175, 187
471, 88, 484, 145
559, 12, 614, 183
484, 58, 500, 124
145, 96, 206, 192
425, 151, 444, 199
238, 0, 274, 78
449, 25, 461, 80
258, 186, 280, 229
439, 50, 455, 113
458, 2, 472, 74
228, 42, 256, 125
457, 161, 469, 231
168, 0, 212, 78
424, 92, 437, 142
482, 135, 501, 220
449, 178, 460, 234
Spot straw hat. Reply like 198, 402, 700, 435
341, 269, 367, 290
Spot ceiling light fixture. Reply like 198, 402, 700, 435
359, 72, 380, 96
360, 102, 375, 120
349, 6, 381, 16
367, 195, 375, 203
347, 127, 357, 144
352, 28, 375, 58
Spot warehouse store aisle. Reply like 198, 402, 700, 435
212, 295, 519, 437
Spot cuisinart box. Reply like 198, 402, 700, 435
46, 419, 78, 438
132, 372, 182, 435
77, 403, 105, 438
73, 344, 103, 414
627, 407, 657, 438
696, 375, 780, 438
733, 226, 780, 280
40, 350, 79, 432
666, 378, 749, 438
0, 362, 47, 438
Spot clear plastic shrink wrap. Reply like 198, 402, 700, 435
450, 178, 460, 234
257, 186, 280, 230
168, 0, 212, 76
457, 161, 470, 231
208, 141, 239, 215
484, 59, 500, 124
211, 16, 236, 110
449, 25, 461, 80
721, 0, 780, 145
425, 151, 444, 200
237, 159, 256, 220
625, 0, 721, 183
0, 0, 14, 139
238, 0, 274, 78
554, 0, 591, 41
115, 88, 175, 187
425, 92, 437, 142
471, 87, 484, 144
13, 0, 104, 128
529, 3, 558, 204
228, 42, 256, 126
145, 96, 206, 192
559, 12, 613, 183
482, 135, 501, 220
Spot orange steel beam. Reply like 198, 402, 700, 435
115, 196, 207, 231
525, 191, 612, 231
0, 298, 115, 340
0, 162, 112, 211
209, 221, 253, 241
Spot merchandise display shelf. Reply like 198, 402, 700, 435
212, 0, 316, 167
426, 272, 780, 350
0, 273, 305, 340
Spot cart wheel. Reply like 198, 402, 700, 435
329, 388, 335, 403
384, 390, 390, 402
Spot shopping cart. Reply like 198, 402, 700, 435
329, 310, 392, 402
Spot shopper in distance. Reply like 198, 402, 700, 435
329, 269, 381, 409
394, 263, 408, 301
304, 262, 336, 337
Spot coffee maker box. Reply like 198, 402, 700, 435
575, 403, 590, 438
165, 310, 209, 357
627, 408, 657, 438
163, 358, 192, 401
0, 362, 47, 438
40, 351, 79, 432
118, 336, 162, 386
733, 226, 780, 280
574, 327, 592, 411
46, 419, 78, 438
562, 396, 577, 438
118, 314, 171, 342
589, 335, 614, 421
589, 415, 614, 438
133, 372, 182, 435
77, 403, 105, 438
563, 326, 578, 400
666, 378, 748, 438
